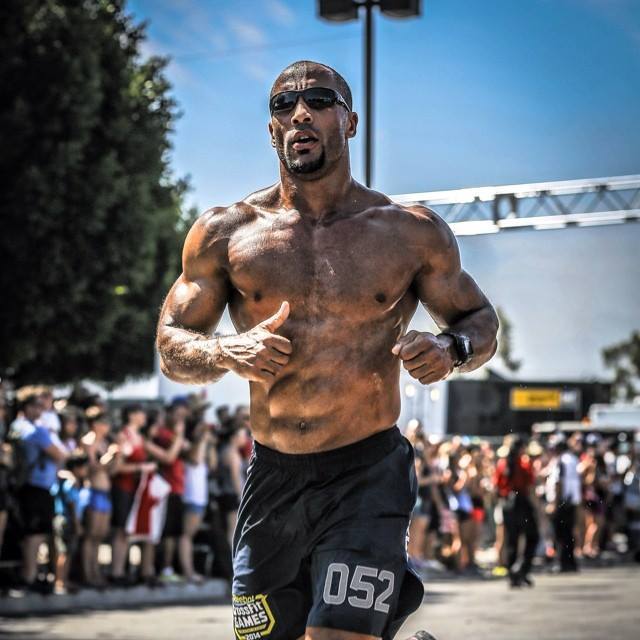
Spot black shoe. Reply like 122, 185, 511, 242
521, 574, 534, 587
408, 632, 438, 640
108, 575, 134, 588
509, 573, 523, 588
143, 575, 165, 589
29, 579, 54, 596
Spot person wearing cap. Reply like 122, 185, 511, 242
15, 394, 68, 590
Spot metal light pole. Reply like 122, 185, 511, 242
318, 0, 422, 188
364, 2, 374, 188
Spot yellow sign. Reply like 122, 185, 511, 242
510, 388, 562, 410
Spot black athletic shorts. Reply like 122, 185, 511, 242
162, 493, 184, 538
232, 426, 424, 640
20, 484, 55, 535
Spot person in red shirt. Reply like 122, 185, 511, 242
111, 404, 156, 586
494, 437, 540, 587
145, 399, 187, 581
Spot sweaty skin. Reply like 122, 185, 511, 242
157, 64, 498, 455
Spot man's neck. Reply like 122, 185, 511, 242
278, 157, 357, 220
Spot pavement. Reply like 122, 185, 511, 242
1, 565, 638, 640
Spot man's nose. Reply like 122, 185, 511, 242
291, 97, 313, 125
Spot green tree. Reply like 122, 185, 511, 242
602, 330, 640, 400
0, 0, 192, 386
496, 306, 521, 373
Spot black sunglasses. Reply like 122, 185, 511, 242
269, 87, 350, 115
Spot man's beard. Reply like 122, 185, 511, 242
289, 150, 326, 175
278, 143, 326, 177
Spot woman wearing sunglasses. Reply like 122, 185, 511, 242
157, 60, 498, 640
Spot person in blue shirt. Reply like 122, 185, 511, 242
17, 393, 68, 589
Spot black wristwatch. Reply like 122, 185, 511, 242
440, 332, 474, 367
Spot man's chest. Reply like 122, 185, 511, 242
226, 214, 418, 314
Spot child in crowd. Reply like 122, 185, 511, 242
52, 453, 90, 594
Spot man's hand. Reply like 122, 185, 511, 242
218, 301, 292, 384
391, 330, 455, 385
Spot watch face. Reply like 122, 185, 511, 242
455, 335, 473, 365
462, 336, 473, 358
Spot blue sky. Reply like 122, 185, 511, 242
127, 0, 640, 209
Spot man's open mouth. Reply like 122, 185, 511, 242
291, 133, 318, 151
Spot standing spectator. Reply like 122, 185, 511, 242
216, 418, 249, 545
81, 411, 115, 587
406, 422, 429, 570
110, 404, 156, 585
546, 436, 581, 572
179, 420, 213, 583
580, 442, 609, 559
0, 394, 8, 442
494, 437, 539, 587
202, 430, 234, 582
0, 442, 11, 561
16, 394, 68, 591
452, 451, 477, 572
146, 400, 187, 582
52, 453, 90, 594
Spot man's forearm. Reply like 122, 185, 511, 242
445, 304, 499, 373
157, 326, 228, 385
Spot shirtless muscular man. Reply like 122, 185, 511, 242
157, 61, 498, 640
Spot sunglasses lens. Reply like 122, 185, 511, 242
271, 92, 297, 113
304, 88, 336, 109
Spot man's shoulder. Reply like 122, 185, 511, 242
374, 198, 452, 244
189, 186, 279, 241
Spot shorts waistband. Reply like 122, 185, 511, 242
253, 426, 402, 474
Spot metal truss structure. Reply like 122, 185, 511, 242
392, 174, 640, 235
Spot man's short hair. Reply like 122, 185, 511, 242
270, 60, 353, 110
18, 393, 41, 412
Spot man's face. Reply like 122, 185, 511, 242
268, 69, 357, 180
24, 400, 44, 421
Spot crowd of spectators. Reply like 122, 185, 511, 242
0, 385, 639, 598
0, 385, 250, 595
405, 420, 640, 587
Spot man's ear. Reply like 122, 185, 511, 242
268, 122, 276, 147
346, 111, 358, 139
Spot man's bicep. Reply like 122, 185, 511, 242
159, 272, 229, 335
411, 209, 489, 328
416, 267, 489, 329
158, 210, 231, 335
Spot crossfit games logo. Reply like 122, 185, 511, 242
233, 594, 275, 640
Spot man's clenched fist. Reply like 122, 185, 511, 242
391, 330, 456, 385
218, 301, 292, 385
